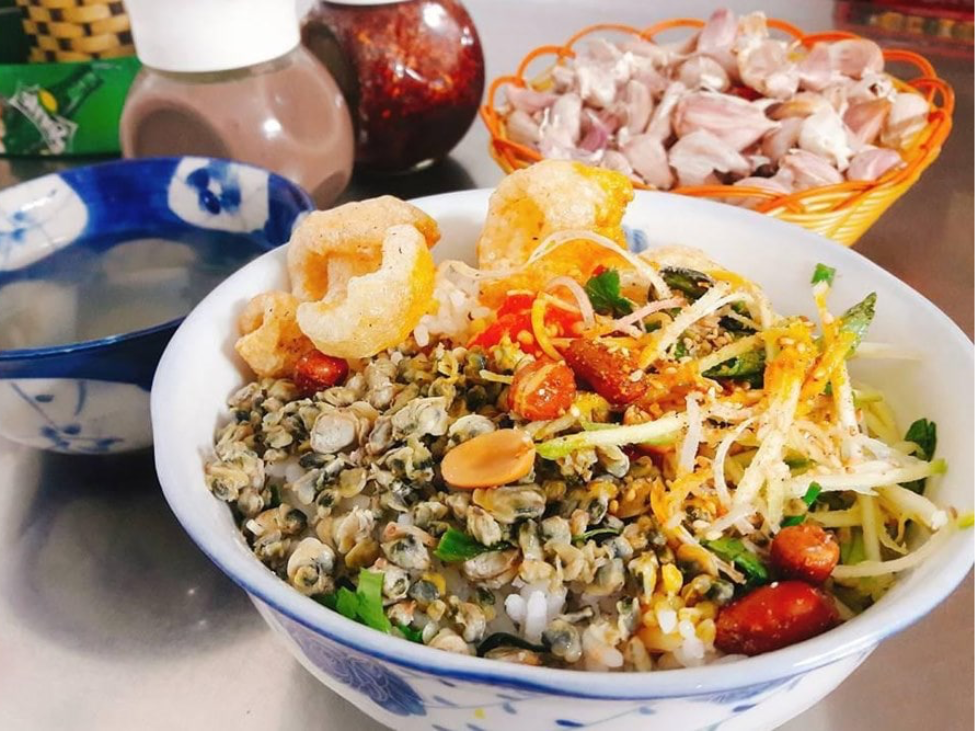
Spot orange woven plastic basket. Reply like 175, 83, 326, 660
480, 18, 955, 247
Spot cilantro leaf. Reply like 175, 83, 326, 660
396, 624, 424, 643
903, 418, 937, 493
584, 269, 634, 318
335, 587, 359, 620
434, 528, 499, 563
811, 263, 836, 286
315, 570, 391, 634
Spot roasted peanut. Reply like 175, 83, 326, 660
715, 581, 838, 656
441, 429, 535, 489
771, 524, 840, 585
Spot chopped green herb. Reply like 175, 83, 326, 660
780, 482, 823, 527
313, 592, 337, 611
584, 269, 634, 318
672, 339, 689, 360
661, 267, 712, 300
316, 570, 392, 633
396, 624, 424, 643
335, 586, 359, 620
802, 482, 823, 507
355, 569, 392, 632
702, 537, 770, 586
268, 483, 282, 509
434, 528, 497, 563
572, 526, 622, 545
811, 263, 836, 286
903, 418, 937, 494
476, 632, 549, 657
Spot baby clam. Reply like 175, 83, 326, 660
461, 548, 520, 587
344, 537, 380, 569
472, 486, 546, 525
310, 411, 357, 454
376, 562, 411, 600
286, 537, 336, 595
382, 533, 432, 571
454, 601, 488, 643
585, 557, 626, 596
543, 619, 582, 663
391, 396, 450, 438
429, 628, 472, 655
467, 505, 503, 546
447, 413, 496, 447
677, 542, 719, 577
441, 429, 536, 489
332, 506, 375, 554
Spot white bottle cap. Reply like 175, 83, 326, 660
126, 0, 301, 73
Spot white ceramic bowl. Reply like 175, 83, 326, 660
152, 190, 974, 731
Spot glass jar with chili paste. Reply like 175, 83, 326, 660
302, 0, 485, 173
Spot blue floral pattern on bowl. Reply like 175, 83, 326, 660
256, 599, 871, 731
0, 157, 313, 454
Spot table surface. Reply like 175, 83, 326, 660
1, 2, 972, 729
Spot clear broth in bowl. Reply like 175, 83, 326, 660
0, 230, 268, 351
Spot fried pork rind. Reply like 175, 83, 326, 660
296, 224, 436, 359
287, 196, 440, 302
235, 291, 315, 378
475, 160, 634, 306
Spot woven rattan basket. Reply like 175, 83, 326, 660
480, 18, 954, 247
16, 0, 133, 62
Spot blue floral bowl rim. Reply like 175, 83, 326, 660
152, 188, 975, 701
0, 156, 314, 363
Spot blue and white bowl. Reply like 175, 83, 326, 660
0, 156, 313, 454
152, 190, 974, 730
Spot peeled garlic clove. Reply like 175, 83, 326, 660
844, 98, 891, 149
881, 92, 929, 149
847, 147, 903, 181
799, 108, 853, 170
829, 38, 884, 80
441, 429, 536, 489
622, 134, 674, 189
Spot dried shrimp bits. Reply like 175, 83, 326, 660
297, 224, 437, 359
234, 291, 313, 378
287, 196, 439, 302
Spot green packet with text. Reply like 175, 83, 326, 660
0, 57, 140, 157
